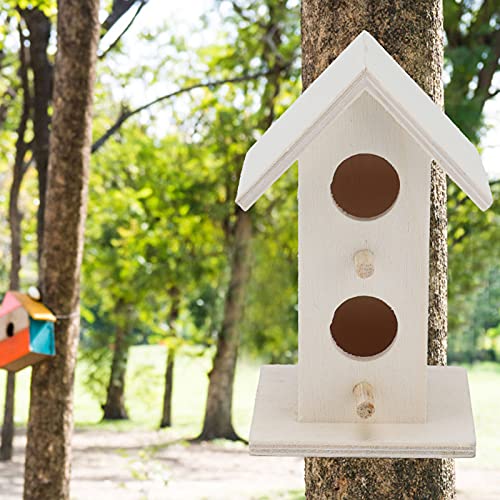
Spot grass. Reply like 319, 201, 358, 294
459, 362, 500, 469
0, 345, 260, 440
0, 347, 499, 468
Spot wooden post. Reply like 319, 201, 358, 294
353, 249, 374, 279
353, 381, 375, 419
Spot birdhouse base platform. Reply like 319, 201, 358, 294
249, 365, 475, 458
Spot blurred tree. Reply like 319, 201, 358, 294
197, 0, 300, 441
82, 123, 225, 421
102, 301, 134, 419
23, 1, 100, 498
241, 177, 298, 364
448, 182, 500, 362
444, 0, 500, 143
470, 266, 500, 356
159, 288, 179, 428
0, 0, 149, 460
0, 19, 30, 462
444, 0, 500, 362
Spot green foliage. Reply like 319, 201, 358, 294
444, 0, 500, 142
444, 0, 500, 360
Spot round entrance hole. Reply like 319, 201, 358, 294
330, 296, 397, 358
330, 153, 400, 219
6, 322, 14, 338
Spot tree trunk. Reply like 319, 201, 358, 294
198, 208, 252, 441
160, 348, 175, 428
1, 23, 31, 462
102, 320, 129, 420
302, 2, 454, 498
0, 374, 16, 461
23, 1, 100, 499
22, 8, 52, 269
160, 293, 180, 429
197, 5, 284, 442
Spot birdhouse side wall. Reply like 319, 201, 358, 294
29, 319, 56, 356
297, 92, 431, 423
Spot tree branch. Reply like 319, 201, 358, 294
475, 29, 500, 102
101, 0, 143, 35
488, 88, 500, 99
230, 1, 266, 29
92, 64, 291, 153
99, 0, 147, 59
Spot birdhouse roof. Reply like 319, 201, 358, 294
0, 291, 56, 322
236, 31, 493, 212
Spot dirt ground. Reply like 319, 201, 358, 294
0, 429, 498, 499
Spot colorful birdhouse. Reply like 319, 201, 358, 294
0, 291, 56, 372
236, 32, 493, 458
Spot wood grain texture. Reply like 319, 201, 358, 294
353, 382, 375, 419
250, 365, 475, 458
298, 93, 430, 423
301, 1, 455, 497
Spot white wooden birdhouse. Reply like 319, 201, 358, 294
236, 32, 493, 458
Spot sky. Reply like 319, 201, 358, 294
100, 0, 500, 180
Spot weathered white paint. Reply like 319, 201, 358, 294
298, 92, 430, 423
249, 365, 476, 458
236, 31, 492, 212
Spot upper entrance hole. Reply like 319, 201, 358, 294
330, 153, 400, 219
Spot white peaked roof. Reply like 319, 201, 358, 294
236, 31, 493, 211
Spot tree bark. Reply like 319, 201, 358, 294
23, 1, 100, 499
198, 5, 284, 442
160, 348, 175, 428
160, 293, 180, 429
0, 374, 16, 461
1, 23, 31, 462
22, 8, 53, 269
302, 1, 454, 498
102, 318, 130, 420
198, 208, 252, 441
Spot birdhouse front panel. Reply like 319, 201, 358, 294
298, 92, 431, 423
0, 291, 56, 372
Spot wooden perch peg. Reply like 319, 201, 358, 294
353, 249, 375, 278
353, 381, 375, 419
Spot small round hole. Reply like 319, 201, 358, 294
330, 296, 397, 358
331, 154, 400, 219
6, 323, 14, 338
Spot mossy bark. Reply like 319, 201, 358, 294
23, 1, 100, 499
302, 1, 454, 498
